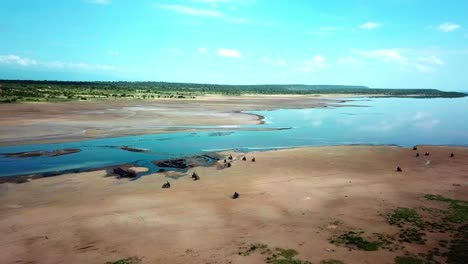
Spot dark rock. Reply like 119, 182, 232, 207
119, 146, 149, 153
113, 167, 137, 178
162, 181, 171, 188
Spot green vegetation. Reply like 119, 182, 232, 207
447, 224, 468, 264
238, 243, 270, 256
330, 231, 383, 251
424, 194, 468, 223
422, 194, 468, 264
387, 207, 428, 245
399, 227, 426, 244
238, 243, 311, 264
105, 257, 141, 264
388, 207, 423, 227
0, 80, 465, 103
394, 256, 423, 264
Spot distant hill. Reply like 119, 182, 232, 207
0, 80, 465, 103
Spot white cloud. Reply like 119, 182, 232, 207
85, 0, 111, 5
438, 22, 460, 32
159, 4, 222, 17
357, 49, 407, 64
0, 54, 124, 72
0, 54, 37, 66
107, 50, 120, 56
199, 47, 208, 54
217, 48, 241, 57
261, 56, 285, 65
360, 22, 380, 30
297, 55, 329, 72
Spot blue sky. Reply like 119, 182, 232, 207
1, 0, 467, 90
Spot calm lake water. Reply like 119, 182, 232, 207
1, 97, 468, 177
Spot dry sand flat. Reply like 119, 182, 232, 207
0, 146, 467, 264
0, 95, 343, 146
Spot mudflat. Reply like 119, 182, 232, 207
1, 145, 466, 264
0, 95, 343, 146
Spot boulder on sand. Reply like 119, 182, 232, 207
113, 167, 137, 178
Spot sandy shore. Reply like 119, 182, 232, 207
0, 95, 345, 146
1, 145, 466, 264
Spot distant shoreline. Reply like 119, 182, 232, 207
0, 79, 465, 104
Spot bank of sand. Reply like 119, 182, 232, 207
1, 145, 467, 264
0, 95, 346, 146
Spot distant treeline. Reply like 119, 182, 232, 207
0, 80, 465, 103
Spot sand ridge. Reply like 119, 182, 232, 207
0, 95, 344, 146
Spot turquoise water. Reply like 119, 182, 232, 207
1, 97, 467, 177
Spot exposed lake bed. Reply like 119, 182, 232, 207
0, 95, 467, 264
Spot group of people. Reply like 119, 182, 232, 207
396, 147, 455, 172
161, 154, 256, 199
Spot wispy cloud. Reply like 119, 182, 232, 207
0, 54, 37, 66
217, 48, 241, 57
297, 55, 329, 72
85, 0, 111, 5
438, 22, 460, 32
311, 26, 339, 36
338, 56, 363, 68
198, 47, 208, 54
414, 55, 444, 73
45, 61, 125, 72
162, 47, 184, 54
417, 55, 444, 65
360, 21, 380, 30
107, 50, 120, 56
0, 54, 124, 72
355, 49, 445, 73
159, 4, 222, 17
158, 4, 248, 23
319, 26, 338, 31
261, 56, 285, 65
190, 0, 255, 6
415, 63, 434, 73
356, 49, 407, 64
